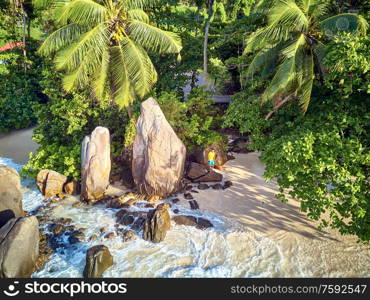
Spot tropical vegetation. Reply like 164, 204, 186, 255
0, 0, 369, 241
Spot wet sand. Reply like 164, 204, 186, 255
0, 127, 38, 164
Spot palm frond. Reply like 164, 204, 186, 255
57, 0, 108, 25
246, 43, 280, 78
124, 0, 158, 10
110, 45, 133, 108
39, 23, 83, 55
121, 37, 157, 98
320, 13, 368, 36
92, 47, 110, 100
128, 9, 150, 23
297, 54, 314, 112
262, 34, 306, 101
128, 20, 182, 54
55, 23, 109, 71
62, 47, 101, 91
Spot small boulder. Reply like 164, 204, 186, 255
184, 193, 193, 200
211, 183, 223, 190
64, 180, 81, 196
0, 216, 39, 278
121, 230, 136, 242
37, 169, 67, 198
197, 183, 209, 190
143, 203, 171, 243
83, 245, 113, 278
189, 200, 199, 210
0, 166, 24, 217
186, 162, 223, 182
173, 215, 197, 227
173, 215, 213, 230
81, 126, 111, 202
132, 98, 186, 197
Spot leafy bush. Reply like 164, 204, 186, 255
157, 87, 226, 151
261, 98, 369, 241
0, 45, 46, 133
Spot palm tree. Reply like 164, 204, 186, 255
37, 0, 182, 109
244, 0, 368, 118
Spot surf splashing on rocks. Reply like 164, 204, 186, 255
1, 157, 369, 278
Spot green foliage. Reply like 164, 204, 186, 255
157, 87, 226, 151
261, 97, 369, 241
22, 70, 128, 180
0, 44, 46, 133
324, 33, 370, 96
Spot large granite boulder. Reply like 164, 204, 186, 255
132, 98, 186, 198
36, 169, 67, 198
143, 203, 171, 243
0, 166, 24, 217
186, 162, 223, 182
81, 127, 111, 202
0, 216, 39, 278
83, 245, 113, 278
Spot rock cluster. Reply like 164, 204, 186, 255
186, 162, 223, 182
143, 203, 171, 243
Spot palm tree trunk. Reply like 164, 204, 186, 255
203, 0, 214, 75
190, 5, 201, 89
22, 8, 27, 72
265, 95, 292, 120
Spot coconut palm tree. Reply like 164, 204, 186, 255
37, 0, 182, 108
244, 0, 368, 117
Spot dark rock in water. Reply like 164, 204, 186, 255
223, 180, 233, 189
196, 218, 213, 229
211, 183, 223, 190
132, 98, 186, 197
185, 185, 193, 191
191, 190, 199, 193
35, 232, 53, 272
173, 215, 213, 230
104, 232, 115, 239
189, 200, 199, 210
0, 210, 15, 229
186, 162, 223, 182
121, 230, 136, 242
121, 214, 135, 226
173, 209, 179, 214
131, 216, 146, 231
197, 183, 209, 190
171, 198, 180, 204
36, 169, 67, 198
173, 215, 197, 226
88, 234, 98, 241
72, 201, 83, 208
64, 180, 81, 196
115, 209, 128, 220
83, 245, 113, 278
0, 216, 39, 278
145, 203, 156, 208
143, 203, 170, 243
184, 193, 193, 200
0, 166, 24, 217
68, 235, 80, 244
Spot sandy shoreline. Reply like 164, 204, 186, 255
0, 127, 38, 164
